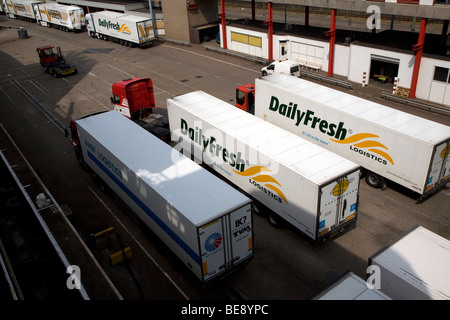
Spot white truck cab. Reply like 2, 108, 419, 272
261, 60, 300, 77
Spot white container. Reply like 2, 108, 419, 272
33, 3, 86, 31
3, 0, 43, 20
75, 111, 253, 282
313, 272, 391, 300
85, 10, 155, 46
254, 74, 450, 197
369, 226, 450, 300
167, 91, 361, 243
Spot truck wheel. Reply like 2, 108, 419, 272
253, 202, 266, 216
365, 171, 381, 188
268, 212, 283, 228
262, 71, 268, 76
77, 156, 86, 169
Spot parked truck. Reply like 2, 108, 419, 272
368, 226, 450, 300
168, 91, 361, 243
36, 45, 77, 77
110, 77, 170, 141
85, 10, 155, 47
3, 0, 42, 21
33, 3, 86, 32
111, 77, 155, 119
237, 74, 450, 199
69, 111, 254, 282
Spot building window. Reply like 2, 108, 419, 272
433, 67, 450, 83
230, 32, 262, 48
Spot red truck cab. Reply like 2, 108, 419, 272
37, 46, 59, 66
111, 77, 155, 119
235, 84, 255, 114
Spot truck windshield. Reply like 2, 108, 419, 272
236, 89, 245, 106
111, 95, 120, 104
44, 49, 53, 57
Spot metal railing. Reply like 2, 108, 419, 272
381, 91, 450, 117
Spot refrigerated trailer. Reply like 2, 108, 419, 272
168, 91, 361, 243
253, 74, 450, 198
3, 0, 42, 20
313, 272, 391, 300
368, 226, 450, 300
255, 74, 450, 197
85, 10, 155, 47
70, 111, 254, 282
33, 3, 85, 32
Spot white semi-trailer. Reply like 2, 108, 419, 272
69, 111, 254, 282
253, 74, 450, 198
3, 0, 42, 20
168, 91, 361, 243
34, 3, 85, 32
313, 272, 391, 300
368, 226, 450, 300
85, 10, 155, 47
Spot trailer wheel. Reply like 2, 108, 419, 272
268, 212, 283, 228
77, 156, 86, 170
253, 202, 267, 216
365, 171, 381, 188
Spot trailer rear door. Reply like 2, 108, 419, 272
137, 19, 155, 42
426, 140, 450, 192
318, 170, 359, 239
199, 204, 253, 282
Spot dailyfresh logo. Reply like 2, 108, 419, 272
233, 166, 288, 204
268, 96, 347, 140
99, 19, 119, 30
176, 119, 286, 204
179, 118, 245, 172
330, 133, 394, 166
98, 20, 131, 34
267, 96, 394, 166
